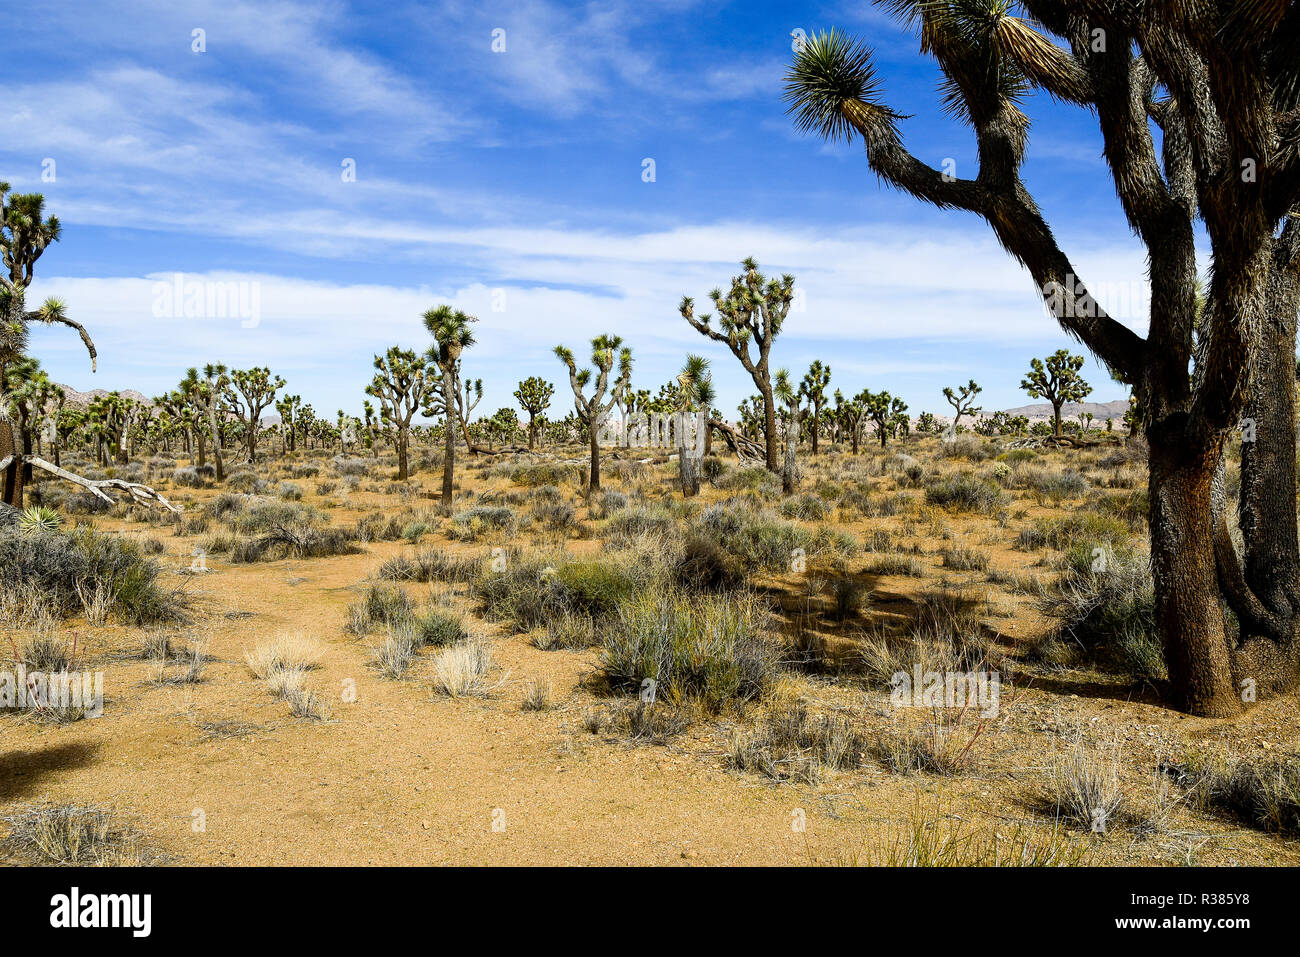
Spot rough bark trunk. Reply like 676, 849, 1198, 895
588, 428, 601, 492
1148, 429, 1241, 716
1239, 278, 1300, 619
441, 374, 456, 505
781, 416, 798, 495
761, 384, 779, 472
0, 418, 24, 508
679, 450, 700, 497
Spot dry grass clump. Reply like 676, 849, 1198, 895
431, 637, 505, 698
581, 699, 692, 743
263, 665, 330, 719
1043, 734, 1126, 832
847, 803, 1089, 866
1173, 752, 1300, 836
872, 711, 986, 776
941, 545, 989, 572
377, 549, 481, 584
2, 804, 152, 865
372, 626, 418, 679
729, 695, 869, 783
521, 677, 552, 711
245, 634, 329, 719
245, 632, 325, 677
149, 639, 208, 684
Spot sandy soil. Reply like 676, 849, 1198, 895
3, 448, 1299, 866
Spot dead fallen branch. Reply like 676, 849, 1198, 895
25, 456, 181, 513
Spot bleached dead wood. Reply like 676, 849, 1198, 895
25, 456, 181, 513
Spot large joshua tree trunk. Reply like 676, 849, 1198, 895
0, 417, 24, 508
1148, 430, 1241, 715
1237, 283, 1300, 623
397, 427, 409, 481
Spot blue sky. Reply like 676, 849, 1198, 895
3, 0, 1148, 422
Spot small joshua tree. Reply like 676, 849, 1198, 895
555, 334, 632, 492
513, 376, 554, 450
422, 305, 477, 505
798, 360, 831, 455
199, 363, 231, 480
228, 367, 285, 464
681, 258, 795, 472
839, 389, 869, 453
276, 393, 301, 453
942, 380, 983, 435
863, 389, 908, 448
366, 346, 435, 479
1021, 349, 1092, 438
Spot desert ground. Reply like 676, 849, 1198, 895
2, 435, 1299, 866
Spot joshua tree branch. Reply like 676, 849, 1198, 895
29, 310, 98, 372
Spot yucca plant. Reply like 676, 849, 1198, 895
18, 505, 61, 534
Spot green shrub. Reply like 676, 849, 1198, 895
693, 502, 813, 572
924, 475, 1006, 512
473, 553, 652, 632
779, 493, 830, 521
599, 588, 777, 713
345, 584, 414, 635
1037, 544, 1161, 679
0, 526, 186, 625
412, 607, 468, 647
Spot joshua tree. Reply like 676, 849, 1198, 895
0, 186, 108, 507
674, 353, 717, 457
86, 391, 138, 466
228, 367, 284, 464
774, 368, 801, 494
1021, 349, 1092, 437
513, 376, 554, 450
863, 389, 908, 448
798, 360, 832, 454
785, 8, 1300, 715
366, 346, 435, 480
942, 380, 983, 435
361, 400, 380, 458
555, 334, 632, 492
737, 395, 765, 443
422, 305, 477, 505
839, 389, 869, 453
487, 408, 520, 449
196, 364, 231, 480
276, 394, 302, 453
681, 258, 795, 472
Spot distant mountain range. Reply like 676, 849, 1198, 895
997, 399, 1130, 422
56, 384, 153, 409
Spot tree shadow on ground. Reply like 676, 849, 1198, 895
0, 740, 102, 803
